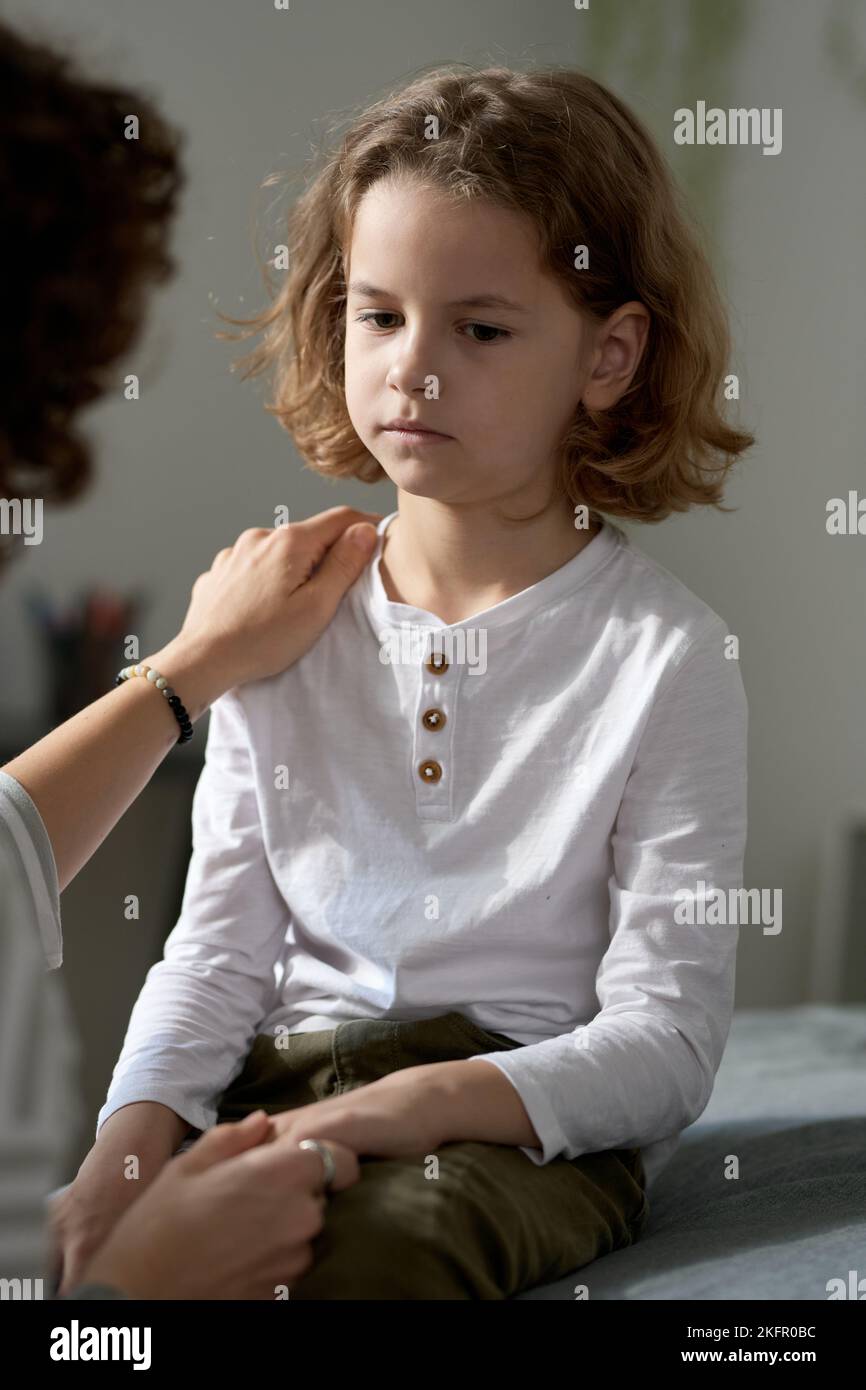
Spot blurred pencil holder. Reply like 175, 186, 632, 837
25, 586, 147, 728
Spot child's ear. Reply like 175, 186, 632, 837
583, 303, 650, 411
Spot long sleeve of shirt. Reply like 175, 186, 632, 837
95, 690, 291, 1138
472, 617, 748, 1177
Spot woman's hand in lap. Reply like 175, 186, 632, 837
152, 505, 382, 696
79, 1112, 360, 1299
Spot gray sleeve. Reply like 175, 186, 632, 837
0, 771, 81, 1288
0, 769, 63, 968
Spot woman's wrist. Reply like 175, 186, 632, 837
0, 637, 240, 897
138, 635, 235, 724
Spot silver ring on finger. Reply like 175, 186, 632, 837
297, 1138, 336, 1192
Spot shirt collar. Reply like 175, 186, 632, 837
356, 509, 622, 637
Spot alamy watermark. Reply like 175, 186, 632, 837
1, 1276, 44, 1299
378, 621, 487, 675
674, 880, 782, 935
674, 102, 782, 156
49, 1319, 151, 1369
0, 497, 43, 545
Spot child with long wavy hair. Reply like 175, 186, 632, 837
87, 64, 752, 1300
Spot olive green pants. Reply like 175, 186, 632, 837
214, 1010, 649, 1300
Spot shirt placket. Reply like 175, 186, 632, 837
412, 632, 461, 821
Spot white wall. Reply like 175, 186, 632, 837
2, 0, 864, 1005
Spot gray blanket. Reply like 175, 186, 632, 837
518, 1005, 866, 1300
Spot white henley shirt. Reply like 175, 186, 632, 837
96, 512, 748, 1189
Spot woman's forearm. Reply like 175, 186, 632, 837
0, 636, 228, 892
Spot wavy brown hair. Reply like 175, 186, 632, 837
0, 18, 184, 573
218, 63, 754, 523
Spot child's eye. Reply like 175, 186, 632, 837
353, 312, 511, 344
355, 311, 400, 331
461, 322, 511, 344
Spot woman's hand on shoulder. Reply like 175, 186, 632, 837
153, 505, 382, 699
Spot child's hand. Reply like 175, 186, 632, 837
268, 1066, 448, 1159
147, 504, 383, 703
48, 1099, 193, 1295
48, 1152, 158, 1296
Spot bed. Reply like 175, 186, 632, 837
517, 1004, 866, 1300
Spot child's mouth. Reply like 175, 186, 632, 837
383, 422, 453, 444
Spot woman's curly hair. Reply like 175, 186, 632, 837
0, 18, 184, 572
219, 63, 754, 523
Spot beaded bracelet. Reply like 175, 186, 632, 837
114, 663, 194, 744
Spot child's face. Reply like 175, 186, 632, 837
343, 178, 598, 509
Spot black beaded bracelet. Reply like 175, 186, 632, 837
114, 663, 194, 744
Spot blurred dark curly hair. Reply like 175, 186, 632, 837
0, 18, 184, 574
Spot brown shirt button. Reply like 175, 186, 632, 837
425, 652, 449, 674
421, 708, 446, 731
418, 759, 443, 784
